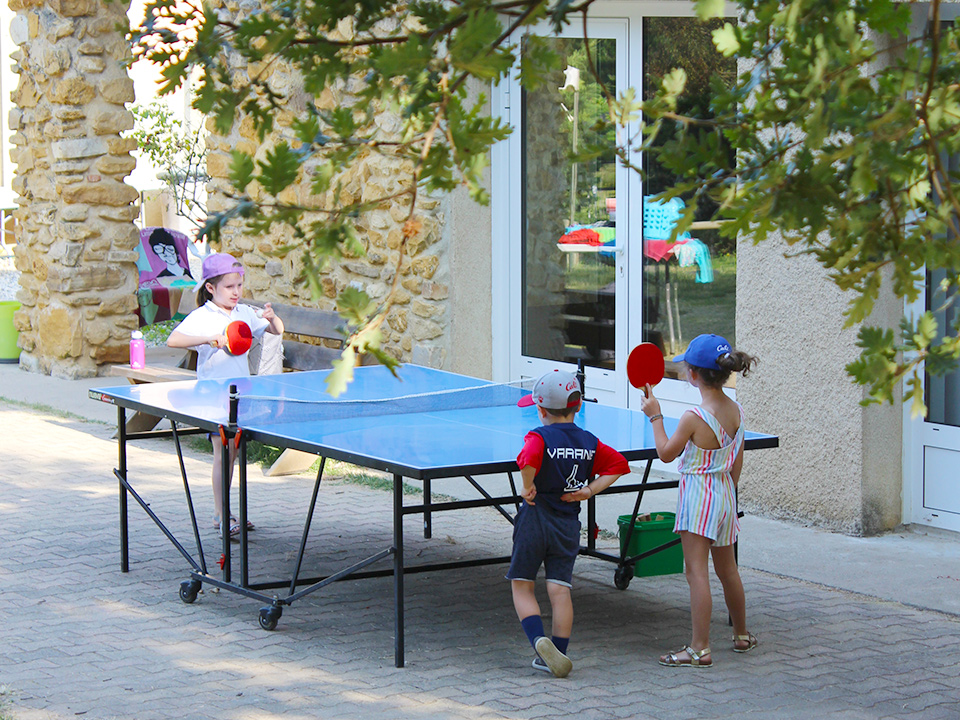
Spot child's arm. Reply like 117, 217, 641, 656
516, 431, 544, 506
561, 441, 629, 502
650, 412, 698, 463
259, 302, 284, 335
167, 329, 227, 350
640, 384, 696, 463
730, 446, 744, 488
561, 472, 624, 502
519, 464, 537, 505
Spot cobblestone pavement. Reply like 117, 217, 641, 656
1, 401, 959, 720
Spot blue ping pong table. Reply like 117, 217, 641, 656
90, 364, 778, 667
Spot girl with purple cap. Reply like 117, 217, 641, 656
640, 333, 758, 668
167, 252, 284, 539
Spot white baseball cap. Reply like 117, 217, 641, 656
517, 369, 581, 410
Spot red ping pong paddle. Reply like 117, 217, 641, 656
224, 320, 253, 356
627, 342, 665, 392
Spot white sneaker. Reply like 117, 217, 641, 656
534, 636, 572, 678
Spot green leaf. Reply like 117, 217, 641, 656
662, 68, 687, 98
913, 312, 938, 350
229, 151, 255, 192
257, 142, 301, 197
694, 0, 725, 21
908, 178, 931, 203
326, 348, 357, 398
449, 9, 512, 80
906, 374, 926, 418
337, 286, 378, 326
712, 23, 740, 57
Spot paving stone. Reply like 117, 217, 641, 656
2, 401, 960, 719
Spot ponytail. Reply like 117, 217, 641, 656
697, 349, 759, 387
717, 350, 758, 377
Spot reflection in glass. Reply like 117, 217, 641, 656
642, 17, 737, 381
522, 37, 618, 369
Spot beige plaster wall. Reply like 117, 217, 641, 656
859, 282, 904, 532
443, 78, 493, 379
737, 232, 902, 534
444, 182, 492, 379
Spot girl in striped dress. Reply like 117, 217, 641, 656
640, 334, 758, 668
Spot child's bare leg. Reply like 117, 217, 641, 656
511, 579, 540, 621
661, 531, 713, 663
512, 579, 553, 657
211, 441, 237, 523
546, 581, 573, 639
711, 544, 748, 641
515, 579, 573, 677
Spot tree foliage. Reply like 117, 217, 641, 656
131, 0, 960, 410
630, 0, 960, 416
129, 101, 209, 230
132, 0, 570, 393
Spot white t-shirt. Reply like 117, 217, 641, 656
173, 301, 270, 380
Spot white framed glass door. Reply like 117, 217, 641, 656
907, 260, 960, 533
903, 4, 960, 532
505, 18, 630, 403
493, 3, 738, 410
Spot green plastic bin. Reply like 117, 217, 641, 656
617, 512, 684, 577
0, 301, 20, 363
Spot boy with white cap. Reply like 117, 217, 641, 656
508, 369, 629, 677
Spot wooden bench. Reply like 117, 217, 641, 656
242, 299, 349, 372
110, 300, 361, 475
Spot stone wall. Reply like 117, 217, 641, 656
9, 0, 140, 378
204, 5, 451, 368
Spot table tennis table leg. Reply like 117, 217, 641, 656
220, 433, 231, 584
423, 478, 432, 539
171, 421, 207, 577
239, 438, 248, 588
507, 472, 521, 514
118, 407, 129, 573
393, 473, 405, 668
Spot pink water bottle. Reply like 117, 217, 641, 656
129, 330, 146, 369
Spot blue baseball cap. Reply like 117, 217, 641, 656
673, 334, 732, 370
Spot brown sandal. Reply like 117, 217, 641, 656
659, 645, 712, 668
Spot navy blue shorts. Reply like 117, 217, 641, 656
505, 503, 581, 587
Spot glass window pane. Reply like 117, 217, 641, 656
522, 37, 618, 369
925, 147, 960, 426
642, 17, 737, 383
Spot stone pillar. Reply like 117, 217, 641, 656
9, 0, 140, 378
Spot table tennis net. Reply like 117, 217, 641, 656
237, 379, 536, 426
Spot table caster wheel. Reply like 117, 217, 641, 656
614, 565, 633, 590
179, 579, 201, 604
259, 605, 282, 631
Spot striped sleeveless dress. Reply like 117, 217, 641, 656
674, 404, 745, 546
